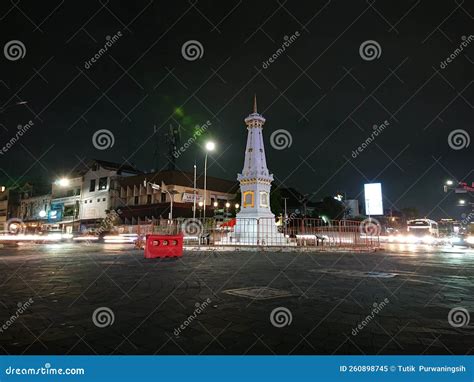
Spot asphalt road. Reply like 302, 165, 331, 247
0, 243, 472, 355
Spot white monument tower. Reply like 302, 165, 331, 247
224, 96, 288, 245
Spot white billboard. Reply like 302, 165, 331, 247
364, 183, 383, 216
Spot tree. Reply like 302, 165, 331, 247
270, 187, 282, 214
317, 197, 346, 220
401, 207, 419, 220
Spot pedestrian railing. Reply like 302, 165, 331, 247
118, 217, 380, 250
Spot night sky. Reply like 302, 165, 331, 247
0, 0, 472, 219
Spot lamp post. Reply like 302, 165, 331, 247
0, 100, 28, 114
55, 177, 75, 233
203, 141, 215, 220
198, 201, 203, 219
193, 163, 197, 219
144, 180, 174, 220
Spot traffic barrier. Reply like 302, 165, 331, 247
144, 234, 183, 259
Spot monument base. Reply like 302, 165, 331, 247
217, 217, 294, 246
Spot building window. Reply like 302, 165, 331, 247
243, 191, 254, 208
259, 192, 269, 207
98, 177, 108, 190
161, 193, 166, 203
147, 194, 152, 204
102, 198, 106, 202
76, 188, 81, 195
97, 199, 100, 202
89, 179, 96, 192
134, 196, 139, 205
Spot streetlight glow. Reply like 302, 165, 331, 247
56, 178, 70, 187
446, 180, 454, 186
205, 141, 216, 151
459, 199, 466, 205
225, 202, 230, 208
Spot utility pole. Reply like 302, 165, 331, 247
193, 163, 197, 220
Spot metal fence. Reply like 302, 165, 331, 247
118, 217, 379, 250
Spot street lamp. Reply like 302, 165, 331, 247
459, 199, 466, 205
144, 180, 174, 220
235, 203, 239, 209
446, 180, 454, 186
0, 100, 28, 114
198, 201, 203, 219
56, 178, 70, 187
55, 177, 77, 233
203, 141, 215, 220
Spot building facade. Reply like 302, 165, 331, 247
79, 160, 141, 230
114, 170, 238, 224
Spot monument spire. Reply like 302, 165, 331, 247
253, 94, 257, 113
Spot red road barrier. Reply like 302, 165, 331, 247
144, 234, 183, 259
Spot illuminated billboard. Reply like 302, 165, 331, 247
364, 183, 383, 216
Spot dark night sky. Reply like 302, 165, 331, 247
0, 0, 472, 219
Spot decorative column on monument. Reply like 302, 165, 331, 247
226, 96, 288, 245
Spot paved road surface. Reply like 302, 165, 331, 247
0, 243, 472, 355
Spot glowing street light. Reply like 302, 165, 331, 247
56, 178, 70, 187
459, 199, 466, 205
203, 141, 216, 219
213, 201, 218, 207
235, 203, 240, 209
205, 141, 216, 152
446, 180, 454, 186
